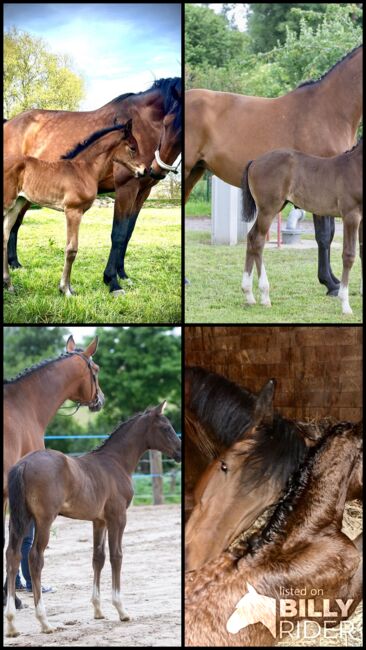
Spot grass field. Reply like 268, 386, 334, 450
4, 205, 181, 324
185, 231, 362, 323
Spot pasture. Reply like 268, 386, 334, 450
3, 205, 181, 324
185, 230, 362, 324
4, 505, 181, 647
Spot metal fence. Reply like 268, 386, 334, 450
45, 434, 181, 505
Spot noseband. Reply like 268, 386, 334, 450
154, 150, 181, 174
58, 351, 100, 415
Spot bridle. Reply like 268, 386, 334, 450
58, 351, 100, 416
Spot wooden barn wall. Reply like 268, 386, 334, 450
185, 326, 362, 422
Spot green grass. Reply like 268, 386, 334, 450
185, 200, 211, 217
185, 231, 362, 323
4, 206, 181, 324
132, 472, 181, 505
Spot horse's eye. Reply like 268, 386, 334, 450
220, 461, 228, 473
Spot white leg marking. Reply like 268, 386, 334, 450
258, 263, 271, 307
338, 283, 353, 314
92, 583, 105, 619
112, 588, 130, 621
241, 270, 256, 305
5, 595, 19, 637
35, 595, 54, 633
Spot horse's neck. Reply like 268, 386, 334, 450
75, 134, 121, 179
103, 420, 150, 474
279, 437, 358, 549
313, 49, 362, 132
14, 360, 81, 432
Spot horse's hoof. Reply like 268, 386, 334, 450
326, 288, 340, 297
9, 261, 22, 270
120, 612, 130, 622
111, 289, 126, 297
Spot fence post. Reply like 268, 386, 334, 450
150, 450, 164, 505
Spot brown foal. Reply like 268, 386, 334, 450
185, 420, 362, 646
5, 402, 181, 637
3, 119, 146, 295
241, 140, 363, 314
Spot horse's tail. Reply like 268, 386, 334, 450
8, 463, 32, 539
241, 161, 257, 222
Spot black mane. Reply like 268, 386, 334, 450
186, 367, 257, 449
246, 421, 356, 554
237, 414, 307, 491
110, 77, 181, 115
61, 123, 126, 160
3, 348, 84, 385
296, 44, 362, 89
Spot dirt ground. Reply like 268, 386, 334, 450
4, 505, 181, 647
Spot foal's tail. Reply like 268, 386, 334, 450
8, 464, 32, 539
241, 161, 257, 222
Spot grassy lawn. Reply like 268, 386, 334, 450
4, 206, 181, 324
132, 471, 181, 505
185, 231, 362, 323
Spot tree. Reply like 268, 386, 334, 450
88, 327, 182, 433
4, 27, 85, 118
4, 326, 70, 377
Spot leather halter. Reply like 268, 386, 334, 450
58, 351, 100, 415
154, 149, 181, 174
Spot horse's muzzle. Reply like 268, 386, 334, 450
89, 392, 105, 412
136, 167, 148, 178
149, 167, 166, 181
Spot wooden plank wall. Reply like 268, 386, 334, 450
185, 326, 362, 422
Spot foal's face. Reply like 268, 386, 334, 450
113, 122, 147, 178
147, 407, 181, 463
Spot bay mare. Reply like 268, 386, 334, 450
4, 77, 182, 293
3, 335, 104, 608
4, 120, 147, 295
5, 402, 181, 637
185, 45, 362, 297
241, 140, 363, 314
185, 420, 362, 646
185, 374, 328, 572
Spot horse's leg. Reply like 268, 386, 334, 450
102, 180, 137, 292
4, 521, 23, 637
242, 213, 272, 306
338, 212, 361, 315
59, 208, 83, 297
3, 198, 28, 290
8, 203, 29, 269
116, 184, 152, 281
91, 520, 107, 619
358, 219, 363, 295
107, 512, 129, 621
313, 215, 340, 296
185, 164, 205, 203
28, 518, 54, 633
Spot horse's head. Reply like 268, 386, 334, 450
113, 118, 147, 178
227, 582, 276, 637
185, 379, 281, 572
144, 401, 181, 462
149, 83, 182, 180
66, 335, 105, 412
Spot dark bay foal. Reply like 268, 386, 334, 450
185, 420, 362, 646
241, 140, 362, 314
5, 402, 181, 637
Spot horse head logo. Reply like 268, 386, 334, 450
227, 582, 277, 638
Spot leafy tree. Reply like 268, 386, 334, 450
4, 326, 70, 377
88, 327, 182, 433
4, 27, 85, 118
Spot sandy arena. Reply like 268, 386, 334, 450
4, 505, 181, 647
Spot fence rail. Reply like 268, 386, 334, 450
44, 433, 181, 505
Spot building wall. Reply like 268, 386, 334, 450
185, 326, 362, 422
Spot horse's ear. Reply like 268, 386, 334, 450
253, 379, 276, 427
124, 118, 133, 134
66, 335, 76, 353
172, 84, 181, 101
297, 421, 325, 447
83, 336, 99, 358
154, 400, 167, 415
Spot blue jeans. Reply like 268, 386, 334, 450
16, 520, 34, 590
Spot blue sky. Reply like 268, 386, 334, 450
4, 3, 181, 109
